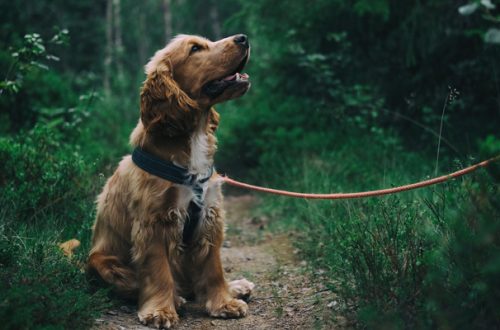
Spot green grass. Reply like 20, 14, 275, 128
250, 134, 500, 329
0, 225, 110, 330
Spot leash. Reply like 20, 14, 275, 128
220, 155, 499, 200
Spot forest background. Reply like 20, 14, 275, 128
1, 1, 499, 328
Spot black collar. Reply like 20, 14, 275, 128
132, 147, 213, 187
131, 147, 214, 245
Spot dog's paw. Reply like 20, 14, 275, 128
228, 278, 255, 301
138, 308, 179, 329
208, 298, 248, 318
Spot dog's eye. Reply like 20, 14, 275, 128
190, 45, 201, 54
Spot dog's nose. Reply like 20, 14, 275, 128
234, 34, 249, 49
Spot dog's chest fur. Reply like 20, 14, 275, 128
171, 113, 222, 245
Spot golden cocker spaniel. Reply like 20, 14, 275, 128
88, 34, 254, 328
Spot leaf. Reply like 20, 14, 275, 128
0, 80, 21, 93
45, 55, 60, 62
458, 3, 479, 15
480, 0, 496, 9
484, 28, 500, 44
50, 28, 70, 46
30, 61, 49, 70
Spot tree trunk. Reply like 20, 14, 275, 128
175, 0, 185, 31
104, 0, 113, 94
162, 0, 173, 42
209, 0, 221, 40
113, 0, 123, 78
137, 6, 148, 67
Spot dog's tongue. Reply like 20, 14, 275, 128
223, 72, 250, 81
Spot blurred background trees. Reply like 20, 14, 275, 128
0, 0, 499, 328
1, 0, 498, 151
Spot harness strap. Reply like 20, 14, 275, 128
131, 147, 214, 244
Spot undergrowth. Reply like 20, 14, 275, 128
0, 95, 135, 329
246, 132, 500, 328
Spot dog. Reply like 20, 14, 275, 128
88, 34, 254, 328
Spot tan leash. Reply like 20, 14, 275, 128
220, 156, 500, 199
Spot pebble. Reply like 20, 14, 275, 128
120, 305, 133, 313
327, 301, 338, 308
315, 269, 326, 275
106, 310, 118, 315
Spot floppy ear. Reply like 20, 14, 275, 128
140, 60, 199, 136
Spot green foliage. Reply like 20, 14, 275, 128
0, 26, 134, 329
0, 124, 93, 223
0, 122, 112, 329
229, 0, 500, 159
254, 140, 500, 328
423, 180, 500, 328
0, 227, 109, 330
0, 31, 67, 95
479, 135, 500, 181
0, 30, 73, 132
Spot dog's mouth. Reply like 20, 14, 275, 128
202, 54, 250, 99
220, 54, 249, 83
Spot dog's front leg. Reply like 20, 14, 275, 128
190, 207, 248, 319
133, 222, 179, 329
195, 247, 248, 318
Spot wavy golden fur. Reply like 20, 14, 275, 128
88, 34, 253, 328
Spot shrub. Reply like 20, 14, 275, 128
0, 124, 95, 224
0, 225, 109, 330
0, 123, 110, 329
423, 178, 500, 328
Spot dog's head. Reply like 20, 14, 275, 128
140, 34, 250, 136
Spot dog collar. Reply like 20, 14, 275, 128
132, 147, 212, 185
132, 147, 214, 245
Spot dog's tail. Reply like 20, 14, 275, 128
59, 239, 80, 257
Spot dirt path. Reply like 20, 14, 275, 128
94, 195, 340, 329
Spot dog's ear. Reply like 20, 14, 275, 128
140, 60, 199, 136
